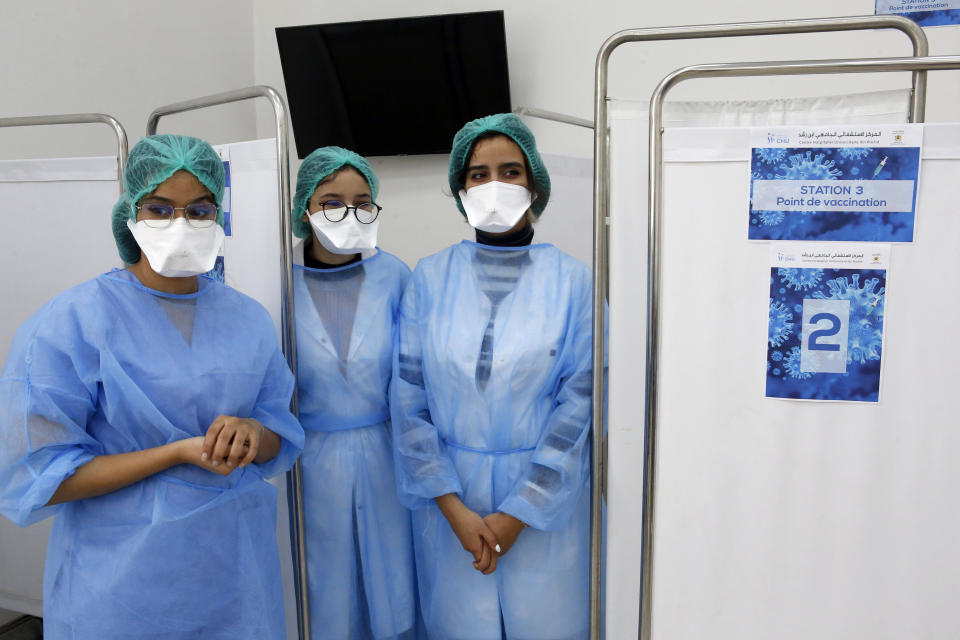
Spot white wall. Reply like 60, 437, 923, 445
0, 0, 257, 160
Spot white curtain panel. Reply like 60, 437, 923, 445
605, 91, 960, 640
0, 156, 121, 363
536, 152, 594, 266
212, 138, 284, 338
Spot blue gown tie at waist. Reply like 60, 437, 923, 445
303, 411, 390, 432
442, 438, 536, 456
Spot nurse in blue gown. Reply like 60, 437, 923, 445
391, 114, 594, 639
0, 134, 304, 639
291, 147, 417, 639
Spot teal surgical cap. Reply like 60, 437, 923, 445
448, 113, 551, 217
111, 134, 225, 265
292, 146, 380, 238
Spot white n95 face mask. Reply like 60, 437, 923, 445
126, 218, 225, 278
459, 181, 533, 233
308, 210, 379, 255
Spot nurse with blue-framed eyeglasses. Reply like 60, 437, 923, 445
134, 200, 220, 227
0, 134, 304, 639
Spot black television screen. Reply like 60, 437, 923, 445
276, 11, 511, 158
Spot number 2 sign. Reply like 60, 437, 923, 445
766, 242, 889, 403
801, 299, 850, 374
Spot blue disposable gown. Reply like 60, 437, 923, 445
392, 241, 594, 640
294, 246, 419, 639
0, 269, 304, 640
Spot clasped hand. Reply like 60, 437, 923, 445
436, 494, 526, 575
179, 415, 264, 476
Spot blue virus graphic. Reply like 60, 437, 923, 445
776, 151, 842, 181
784, 346, 812, 380
768, 299, 794, 347
838, 147, 872, 162
758, 210, 785, 226
755, 148, 788, 165
771, 350, 783, 362
813, 273, 885, 364
778, 267, 824, 291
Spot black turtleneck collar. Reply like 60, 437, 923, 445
475, 222, 534, 247
304, 238, 362, 269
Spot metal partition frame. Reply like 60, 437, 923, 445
513, 106, 595, 129
0, 114, 128, 190
592, 15, 931, 640
146, 86, 308, 640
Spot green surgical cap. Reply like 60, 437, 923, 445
448, 113, 551, 217
292, 146, 380, 238
111, 134, 225, 265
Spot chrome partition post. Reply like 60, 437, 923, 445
593, 17, 930, 640
513, 106, 595, 129
147, 86, 308, 640
638, 55, 959, 640
590, 39, 614, 640
0, 114, 129, 191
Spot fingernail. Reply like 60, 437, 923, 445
201, 452, 208, 461
495, 544, 501, 553
212, 460, 219, 466
227, 461, 234, 467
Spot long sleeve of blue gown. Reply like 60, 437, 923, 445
391, 271, 463, 509
0, 301, 102, 527
497, 270, 596, 532
250, 345, 304, 478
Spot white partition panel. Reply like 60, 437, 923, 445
0, 155, 120, 616
536, 153, 594, 266
214, 138, 283, 335
606, 98, 960, 637
0, 156, 121, 357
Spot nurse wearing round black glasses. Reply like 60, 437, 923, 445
291, 146, 418, 639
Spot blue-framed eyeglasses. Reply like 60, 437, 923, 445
136, 201, 219, 229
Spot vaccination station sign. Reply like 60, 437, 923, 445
748, 125, 923, 243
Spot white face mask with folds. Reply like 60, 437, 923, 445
307, 209, 379, 255
127, 218, 225, 278
458, 181, 533, 233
